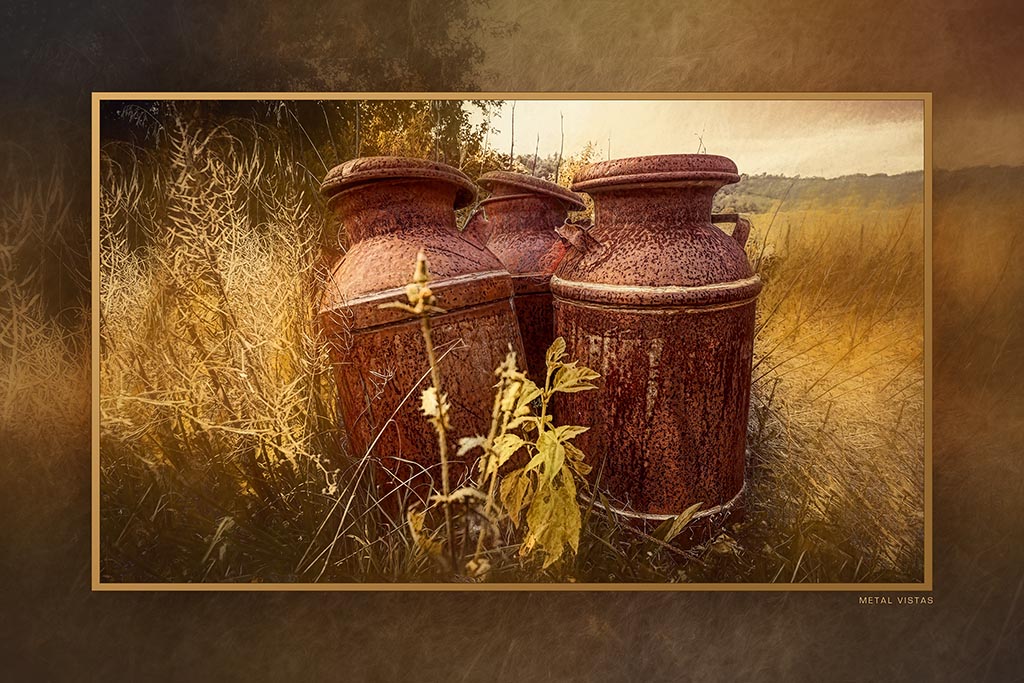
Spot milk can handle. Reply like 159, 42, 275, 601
462, 206, 490, 251
711, 213, 751, 249
556, 218, 602, 255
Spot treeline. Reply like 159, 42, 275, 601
716, 172, 925, 213
102, 100, 505, 170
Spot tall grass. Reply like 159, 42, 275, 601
100, 115, 424, 582
97, 109, 926, 583
733, 205, 925, 582
1, 155, 89, 460
0, 152, 91, 589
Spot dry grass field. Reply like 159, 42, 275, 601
86, 108, 927, 583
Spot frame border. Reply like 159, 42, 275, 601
92, 91, 933, 592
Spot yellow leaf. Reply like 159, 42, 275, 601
552, 362, 601, 394
554, 425, 589, 442
493, 433, 526, 464
524, 451, 545, 472
564, 441, 592, 477
514, 379, 542, 413
536, 429, 565, 481
406, 507, 443, 560
522, 470, 581, 568
500, 469, 534, 529
545, 337, 567, 368
652, 501, 704, 544
481, 433, 527, 477
507, 415, 539, 431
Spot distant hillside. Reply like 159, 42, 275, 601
714, 171, 924, 213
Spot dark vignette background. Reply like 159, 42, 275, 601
2, 0, 1022, 679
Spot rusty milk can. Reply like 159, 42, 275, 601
319, 156, 526, 509
464, 171, 586, 377
551, 154, 762, 535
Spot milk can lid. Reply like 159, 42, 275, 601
321, 156, 478, 208
572, 154, 740, 193
478, 171, 586, 211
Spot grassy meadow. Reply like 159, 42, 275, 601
92, 105, 926, 583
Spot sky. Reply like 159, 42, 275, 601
466, 100, 925, 179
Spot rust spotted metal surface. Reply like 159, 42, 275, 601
553, 154, 762, 523
322, 155, 477, 208
466, 171, 585, 377
319, 157, 525, 510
